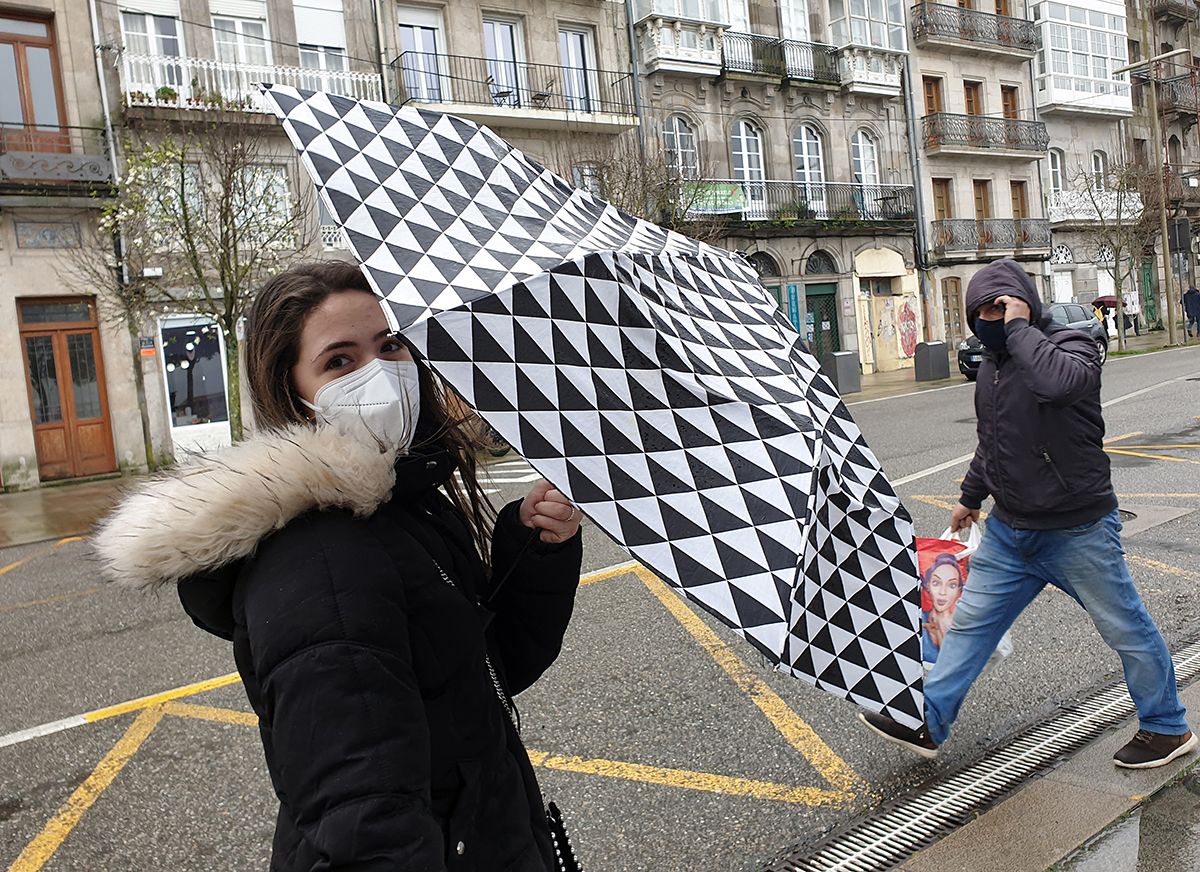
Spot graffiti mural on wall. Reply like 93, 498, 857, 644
898, 299, 918, 357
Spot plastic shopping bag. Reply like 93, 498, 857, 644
916, 525, 1012, 672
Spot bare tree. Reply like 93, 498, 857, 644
1065, 155, 1157, 352
90, 119, 315, 441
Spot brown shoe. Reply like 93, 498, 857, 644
857, 710, 939, 759
1113, 729, 1198, 769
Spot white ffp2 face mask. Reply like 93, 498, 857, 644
301, 358, 421, 452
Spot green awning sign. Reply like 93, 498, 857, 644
685, 182, 747, 215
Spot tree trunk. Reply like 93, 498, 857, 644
126, 318, 157, 471
225, 329, 243, 442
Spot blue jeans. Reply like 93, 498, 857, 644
925, 509, 1188, 745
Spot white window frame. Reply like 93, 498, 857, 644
120, 11, 187, 99
1048, 149, 1063, 193
482, 16, 526, 107
731, 119, 765, 216
663, 114, 699, 179
1091, 150, 1107, 190
1035, 2, 1128, 98
851, 129, 879, 187
559, 25, 597, 113
829, 0, 906, 51
298, 44, 347, 91
212, 15, 271, 67
396, 6, 445, 102
793, 124, 827, 218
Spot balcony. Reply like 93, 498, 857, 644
320, 223, 349, 250
0, 124, 112, 196
688, 179, 915, 224
1047, 190, 1144, 225
389, 52, 637, 132
120, 53, 382, 113
1161, 74, 1200, 118
923, 112, 1049, 158
931, 218, 1051, 256
1150, 0, 1199, 22
721, 32, 840, 85
1164, 167, 1200, 206
636, 16, 725, 77
838, 46, 904, 97
910, 3, 1037, 58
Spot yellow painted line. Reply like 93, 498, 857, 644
633, 566, 864, 796
0, 586, 105, 617
81, 673, 242, 723
164, 702, 259, 727
56, 537, 83, 546
1104, 431, 1144, 444
6, 706, 165, 872
1115, 444, 1200, 450
526, 750, 851, 806
0, 538, 83, 578
1129, 555, 1200, 581
1117, 493, 1200, 498
579, 560, 639, 586
909, 495, 960, 512
0, 558, 29, 577
1106, 448, 1200, 465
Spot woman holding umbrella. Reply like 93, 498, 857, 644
96, 261, 584, 871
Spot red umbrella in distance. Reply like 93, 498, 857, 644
1093, 295, 1122, 308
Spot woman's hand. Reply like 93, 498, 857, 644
924, 619, 945, 650
519, 480, 583, 544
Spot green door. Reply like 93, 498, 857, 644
1140, 259, 1158, 325
805, 283, 840, 360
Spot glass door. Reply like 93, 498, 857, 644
0, 15, 67, 153
397, 21, 443, 101
559, 27, 594, 112
159, 316, 232, 455
483, 19, 522, 106
731, 119, 766, 220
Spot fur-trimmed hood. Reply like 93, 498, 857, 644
94, 424, 399, 589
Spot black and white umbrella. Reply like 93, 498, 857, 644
263, 85, 923, 727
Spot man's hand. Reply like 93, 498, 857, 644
950, 502, 980, 533
994, 295, 1031, 324
519, 479, 583, 544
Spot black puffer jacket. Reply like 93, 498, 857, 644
960, 259, 1117, 529
94, 424, 582, 871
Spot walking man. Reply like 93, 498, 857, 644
1185, 285, 1200, 338
859, 259, 1195, 769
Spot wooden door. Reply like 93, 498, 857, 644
18, 298, 116, 481
941, 277, 964, 345
1010, 180, 1028, 218
932, 179, 952, 219
1001, 86, 1018, 119
973, 180, 991, 246
964, 81, 983, 115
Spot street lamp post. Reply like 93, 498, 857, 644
1114, 44, 1187, 345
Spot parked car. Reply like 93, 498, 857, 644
957, 302, 1109, 380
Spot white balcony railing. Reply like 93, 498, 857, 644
1046, 189, 1144, 223
637, 16, 726, 75
320, 223, 349, 249
121, 53, 383, 112
838, 46, 904, 95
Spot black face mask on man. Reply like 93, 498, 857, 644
974, 316, 1008, 353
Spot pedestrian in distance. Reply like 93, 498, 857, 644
95, 261, 584, 871
1185, 285, 1200, 338
858, 258, 1195, 769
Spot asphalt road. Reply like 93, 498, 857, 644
1, 344, 1199, 872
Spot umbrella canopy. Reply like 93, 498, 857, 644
263, 85, 923, 727
1092, 295, 1122, 308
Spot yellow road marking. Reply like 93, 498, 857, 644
579, 560, 639, 586
1104, 431, 1144, 444
1129, 555, 1200, 581
81, 673, 242, 723
57, 537, 83, 546
0, 538, 84, 578
1114, 444, 1200, 450
527, 750, 850, 806
633, 566, 863, 796
164, 702, 258, 726
0, 586, 105, 617
1106, 448, 1200, 465
6, 706, 164, 872
0, 558, 29, 576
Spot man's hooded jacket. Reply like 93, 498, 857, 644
960, 258, 1116, 529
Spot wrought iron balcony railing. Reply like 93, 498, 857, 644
0, 123, 112, 190
721, 32, 840, 84
689, 179, 915, 223
1047, 189, 1144, 223
121, 53, 382, 111
1149, 0, 1199, 21
1161, 74, 1200, 115
390, 51, 636, 116
923, 112, 1050, 153
910, 3, 1037, 53
931, 218, 1051, 252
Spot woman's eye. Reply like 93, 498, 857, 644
381, 339, 404, 353
326, 355, 351, 371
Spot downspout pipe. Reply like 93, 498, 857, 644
900, 56, 933, 341
88, 0, 120, 186
623, 0, 647, 158
1027, 50, 1050, 302
371, 0, 390, 103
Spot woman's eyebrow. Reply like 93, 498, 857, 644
313, 330, 392, 362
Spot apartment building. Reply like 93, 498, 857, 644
632, 0, 924, 373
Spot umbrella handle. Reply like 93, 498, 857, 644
481, 526, 541, 608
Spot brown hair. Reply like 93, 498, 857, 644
244, 261, 496, 562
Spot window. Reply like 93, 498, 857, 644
1001, 85, 1018, 119
1133, 138, 1148, 167
747, 251, 782, 277
160, 317, 229, 429
1050, 242, 1073, 263
731, 120, 764, 183
792, 125, 825, 187
964, 81, 983, 116
932, 178, 952, 219
995, 0, 1010, 15
1048, 149, 1063, 193
780, 0, 810, 41
1091, 150, 1107, 189
636, 0, 726, 21
828, 0, 905, 51
851, 130, 878, 187
299, 45, 347, 90
572, 163, 602, 196
805, 250, 837, 274
1034, 2, 1127, 99
120, 11, 185, 98
212, 16, 270, 67
662, 115, 698, 178
923, 76, 943, 114
397, 6, 443, 102
1010, 180, 1028, 218
559, 27, 594, 112
973, 179, 991, 219
0, 15, 64, 137
483, 18, 522, 107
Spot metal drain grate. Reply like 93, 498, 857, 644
765, 638, 1200, 872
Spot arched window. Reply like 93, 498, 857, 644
1050, 243, 1073, 264
1048, 149, 1063, 194
805, 249, 838, 274
793, 125, 825, 186
851, 130, 879, 187
747, 251, 781, 277
1091, 151, 1108, 190
662, 114, 698, 179
1169, 135, 1182, 167
731, 119, 764, 183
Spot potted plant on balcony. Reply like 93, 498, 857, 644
777, 198, 816, 221
155, 85, 179, 105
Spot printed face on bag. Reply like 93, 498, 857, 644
926, 563, 963, 615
